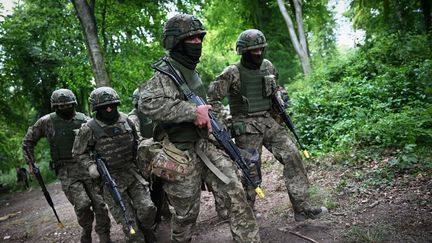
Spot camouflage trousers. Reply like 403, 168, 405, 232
232, 114, 311, 212
57, 163, 110, 236
163, 139, 260, 243
102, 168, 156, 243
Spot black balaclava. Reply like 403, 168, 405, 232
241, 49, 265, 70
96, 104, 120, 125
170, 41, 202, 70
56, 106, 75, 120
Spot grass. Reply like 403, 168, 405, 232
308, 184, 338, 210
344, 224, 392, 243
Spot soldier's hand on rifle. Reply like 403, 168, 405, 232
275, 86, 290, 109
28, 163, 35, 176
194, 105, 213, 133
88, 164, 100, 179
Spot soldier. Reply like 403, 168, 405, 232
22, 89, 111, 243
207, 29, 327, 222
128, 88, 154, 140
128, 88, 171, 226
16, 167, 30, 190
138, 14, 260, 243
72, 87, 157, 243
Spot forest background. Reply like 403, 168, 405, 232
0, 0, 430, 194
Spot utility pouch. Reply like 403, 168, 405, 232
150, 137, 191, 182
231, 121, 246, 137
49, 160, 60, 175
263, 74, 277, 97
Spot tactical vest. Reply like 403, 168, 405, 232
129, 109, 154, 139
154, 58, 207, 143
50, 112, 87, 162
229, 62, 272, 115
87, 114, 137, 171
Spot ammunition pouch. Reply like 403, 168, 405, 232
50, 159, 75, 175
240, 148, 262, 185
263, 74, 277, 97
138, 137, 191, 182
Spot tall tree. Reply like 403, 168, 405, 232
72, 0, 110, 87
277, 0, 311, 76
348, 0, 430, 37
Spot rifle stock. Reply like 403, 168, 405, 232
23, 147, 64, 229
152, 58, 264, 199
95, 154, 135, 235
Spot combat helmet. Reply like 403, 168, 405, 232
50, 89, 77, 108
163, 14, 206, 50
236, 29, 267, 55
89, 87, 120, 112
132, 88, 139, 107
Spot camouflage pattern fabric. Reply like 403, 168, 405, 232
236, 29, 267, 55
128, 109, 143, 139
22, 112, 111, 238
138, 57, 260, 243
163, 14, 206, 50
50, 88, 77, 108
101, 169, 156, 243
72, 116, 157, 242
208, 59, 313, 213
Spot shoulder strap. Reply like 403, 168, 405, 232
74, 112, 88, 122
87, 118, 108, 139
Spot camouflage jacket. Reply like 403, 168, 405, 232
128, 109, 143, 139
138, 57, 197, 126
72, 112, 138, 169
22, 112, 89, 163
207, 59, 278, 120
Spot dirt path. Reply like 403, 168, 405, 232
1, 160, 431, 242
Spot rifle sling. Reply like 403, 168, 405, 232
195, 143, 231, 185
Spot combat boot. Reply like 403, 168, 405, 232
98, 233, 112, 243
142, 228, 157, 243
217, 208, 229, 220
294, 206, 328, 222
80, 229, 92, 243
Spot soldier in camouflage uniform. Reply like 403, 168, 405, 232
138, 14, 260, 243
208, 29, 327, 222
128, 88, 171, 226
128, 88, 154, 140
72, 87, 157, 243
22, 89, 111, 243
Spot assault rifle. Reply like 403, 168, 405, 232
152, 57, 264, 199
95, 154, 136, 235
271, 82, 310, 158
23, 147, 64, 229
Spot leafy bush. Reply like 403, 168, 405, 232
289, 33, 432, 156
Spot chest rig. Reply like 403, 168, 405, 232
87, 114, 137, 171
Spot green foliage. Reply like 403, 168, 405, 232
201, 0, 336, 85
347, 0, 430, 36
308, 185, 338, 210
0, 139, 56, 192
290, 33, 432, 156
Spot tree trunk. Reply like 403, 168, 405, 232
277, 0, 312, 76
420, 0, 431, 33
72, 0, 110, 87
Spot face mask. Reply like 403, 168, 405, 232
96, 105, 120, 125
56, 107, 75, 120
170, 42, 203, 69
182, 43, 202, 62
241, 51, 264, 69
